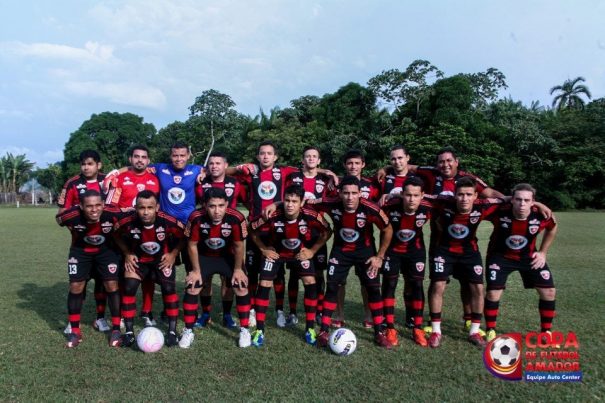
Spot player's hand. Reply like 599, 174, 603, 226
323, 170, 339, 187
379, 194, 389, 207
185, 271, 202, 288
376, 168, 387, 182
531, 251, 547, 269
365, 256, 383, 279
236, 163, 258, 176
159, 252, 176, 271
120, 207, 135, 212
261, 248, 280, 261
124, 254, 139, 272
536, 203, 552, 219
296, 247, 314, 261
102, 169, 120, 192
232, 269, 248, 288
262, 203, 278, 220
197, 168, 206, 184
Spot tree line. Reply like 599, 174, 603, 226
26, 60, 603, 209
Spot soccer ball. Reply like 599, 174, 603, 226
490, 336, 520, 367
329, 328, 357, 356
137, 327, 164, 353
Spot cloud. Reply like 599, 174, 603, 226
0, 146, 63, 167
2, 41, 116, 64
65, 81, 167, 109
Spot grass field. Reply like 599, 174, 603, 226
0, 208, 603, 401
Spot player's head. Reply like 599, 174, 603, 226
129, 145, 150, 173
302, 146, 321, 170
343, 149, 365, 178
511, 183, 536, 219
283, 185, 305, 219
256, 141, 278, 169
79, 150, 102, 180
339, 175, 361, 212
207, 151, 228, 180
402, 176, 425, 213
135, 190, 159, 224
204, 187, 228, 223
455, 176, 478, 213
436, 146, 459, 179
170, 141, 190, 170
79, 189, 104, 222
390, 145, 410, 175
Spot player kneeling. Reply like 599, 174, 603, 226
250, 185, 332, 347
113, 191, 184, 347
184, 188, 251, 348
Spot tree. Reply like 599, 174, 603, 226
550, 77, 592, 111
33, 163, 63, 199
464, 67, 508, 109
0, 153, 34, 193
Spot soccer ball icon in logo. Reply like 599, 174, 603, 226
329, 328, 357, 356
484, 334, 522, 379
137, 327, 164, 353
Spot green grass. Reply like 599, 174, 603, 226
0, 208, 603, 401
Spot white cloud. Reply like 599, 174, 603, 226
2, 41, 116, 64
65, 81, 167, 109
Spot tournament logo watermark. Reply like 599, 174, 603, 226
484, 332, 581, 382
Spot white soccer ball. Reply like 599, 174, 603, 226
490, 336, 520, 367
137, 327, 164, 353
329, 328, 357, 356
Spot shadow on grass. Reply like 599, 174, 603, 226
17, 281, 72, 335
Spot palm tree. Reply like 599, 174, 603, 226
550, 77, 592, 111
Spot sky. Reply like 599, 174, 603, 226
1, 0, 603, 167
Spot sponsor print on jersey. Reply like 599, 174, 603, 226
140, 242, 161, 255
474, 265, 483, 275
168, 187, 186, 204
505, 235, 528, 250
448, 224, 470, 239
389, 186, 403, 195
489, 263, 501, 271
339, 228, 360, 243
396, 229, 416, 242
258, 181, 278, 200
205, 238, 226, 250
84, 235, 105, 245
282, 238, 302, 250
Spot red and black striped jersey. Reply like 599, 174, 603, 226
238, 164, 299, 219
432, 197, 502, 255
185, 208, 247, 258
58, 173, 108, 209
327, 176, 380, 201
115, 211, 184, 263
250, 207, 331, 259
56, 205, 121, 254
195, 175, 245, 209
312, 198, 390, 253
286, 171, 331, 201
383, 199, 432, 255
415, 167, 488, 197
107, 171, 159, 209
376, 172, 417, 198
487, 204, 556, 262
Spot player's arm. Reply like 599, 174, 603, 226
185, 239, 203, 287
297, 225, 332, 261
317, 168, 339, 187
226, 163, 257, 177
480, 187, 505, 199
532, 216, 558, 270
113, 230, 139, 272
368, 223, 393, 278
231, 239, 248, 287
160, 236, 185, 271
249, 221, 280, 260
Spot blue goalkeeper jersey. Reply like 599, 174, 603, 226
149, 163, 203, 224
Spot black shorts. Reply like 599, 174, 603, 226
135, 261, 176, 286
258, 257, 315, 281
314, 245, 328, 272
178, 248, 193, 272
384, 252, 426, 280
430, 248, 484, 284
200, 256, 236, 288
486, 254, 555, 290
326, 248, 379, 287
246, 242, 262, 277
67, 247, 120, 283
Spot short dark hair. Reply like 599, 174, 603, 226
204, 187, 228, 203
403, 176, 424, 192
136, 190, 157, 204
436, 146, 458, 161
455, 176, 476, 192
79, 150, 101, 163
339, 175, 360, 190
303, 146, 321, 158
129, 145, 149, 157
208, 151, 228, 162
343, 149, 365, 164
171, 141, 189, 152
512, 183, 536, 199
257, 141, 278, 155
79, 189, 102, 203
390, 144, 409, 155
284, 185, 305, 201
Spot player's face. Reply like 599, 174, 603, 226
512, 190, 535, 219
455, 186, 478, 213
136, 197, 159, 225
257, 145, 278, 170
81, 196, 103, 222
437, 152, 459, 179
80, 158, 100, 180
283, 193, 303, 219
341, 184, 361, 212
344, 157, 365, 178
207, 156, 227, 179
129, 149, 150, 173
170, 147, 190, 170
390, 149, 410, 174
206, 197, 227, 224
302, 149, 320, 170
402, 185, 423, 213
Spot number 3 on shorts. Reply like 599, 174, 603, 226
490, 270, 496, 281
